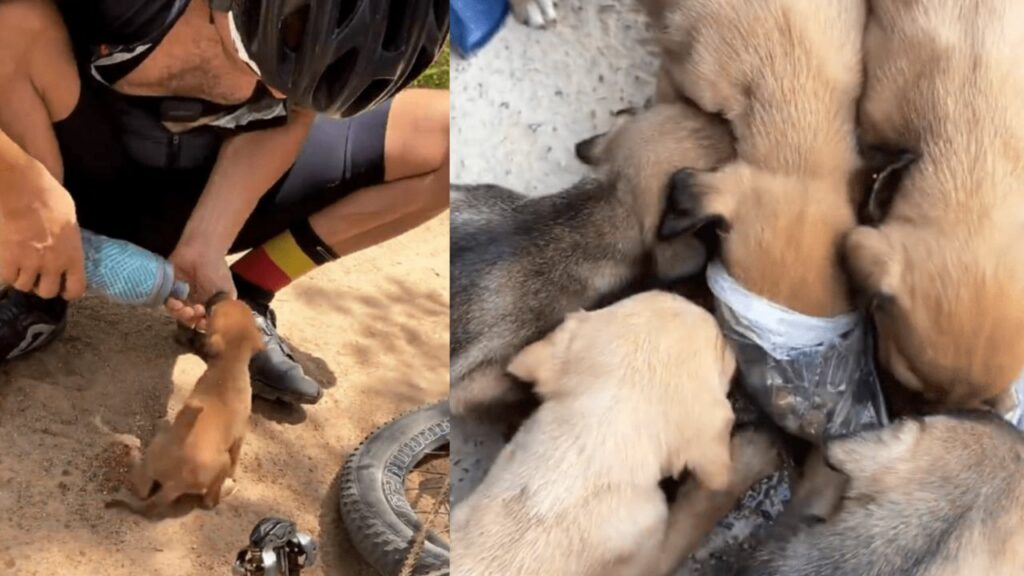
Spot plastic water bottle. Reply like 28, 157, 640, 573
80, 229, 190, 306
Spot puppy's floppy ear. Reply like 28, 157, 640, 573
204, 333, 227, 359
506, 311, 582, 396
855, 147, 916, 223
843, 226, 901, 305
574, 107, 637, 166
659, 167, 738, 240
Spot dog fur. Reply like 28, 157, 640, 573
509, 0, 557, 28
451, 102, 734, 414
106, 299, 264, 517
644, 0, 866, 317
844, 0, 1024, 408
452, 291, 778, 576
728, 413, 1024, 575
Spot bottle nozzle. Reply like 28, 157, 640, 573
169, 280, 190, 302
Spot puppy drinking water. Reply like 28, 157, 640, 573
648, 0, 866, 317
107, 296, 264, 517
453, 291, 779, 576
451, 102, 733, 414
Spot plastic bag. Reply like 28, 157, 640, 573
707, 261, 889, 443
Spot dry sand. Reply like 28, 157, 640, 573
0, 213, 450, 576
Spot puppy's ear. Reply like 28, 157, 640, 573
507, 334, 558, 387
204, 333, 227, 359
843, 226, 901, 304
658, 166, 739, 240
855, 147, 916, 224
575, 133, 610, 166
574, 108, 637, 166
506, 312, 581, 396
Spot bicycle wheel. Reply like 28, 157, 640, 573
340, 401, 450, 576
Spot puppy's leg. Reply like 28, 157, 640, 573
201, 465, 231, 510
772, 448, 847, 535
228, 437, 244, 478
657, 430, 780, 575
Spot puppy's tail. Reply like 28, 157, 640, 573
91, 415, 142, 450
104, 488, 150, 514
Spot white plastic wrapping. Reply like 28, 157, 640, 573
707, 261, 889, 442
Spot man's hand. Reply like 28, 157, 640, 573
166, 243, 237, 330
0, 161, 86, 300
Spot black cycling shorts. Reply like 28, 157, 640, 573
53, 86, 393, 258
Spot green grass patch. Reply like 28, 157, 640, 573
412, 41, 450, 89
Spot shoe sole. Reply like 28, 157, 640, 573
252, 377, 324, 406
4, 318, 67, 361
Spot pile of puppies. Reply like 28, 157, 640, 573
453, 0, 1024, 574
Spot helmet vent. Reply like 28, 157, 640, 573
350, 79, 392, 112
335, 0, 359, 31
383, 0, 410, 52
314, 49, 358, 111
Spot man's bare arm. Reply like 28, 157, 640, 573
0, 0, 86, 299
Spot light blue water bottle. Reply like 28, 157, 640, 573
80, 229, 190, 306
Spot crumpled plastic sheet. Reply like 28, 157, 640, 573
706, 261, 889, 443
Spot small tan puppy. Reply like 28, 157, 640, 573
452, 291, 778, 576
107, 297, 264, 516
845, 0, 1024, 409
646, 0, 866, 317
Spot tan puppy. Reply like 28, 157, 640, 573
845, 0, 1024, 409
452, 291, 778, 576
107, 298, 264, 517
648, 0, 866, 317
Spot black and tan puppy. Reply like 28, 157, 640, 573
451, 103, 734, 414
728, 413, 1024, 576
845, 0, 1024, 409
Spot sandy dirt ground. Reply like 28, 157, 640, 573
0, 213, 449, 576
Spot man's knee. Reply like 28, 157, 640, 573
384, 89, 450, 181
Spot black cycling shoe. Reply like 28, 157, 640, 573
178, 301, 324, 405
0, 287, 68, 361
247, 303, 324, 405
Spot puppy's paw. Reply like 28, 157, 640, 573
728, 430, 781, 489
510, 0, 557, 28
659, 169, 715, 239
221, 478, 238, 499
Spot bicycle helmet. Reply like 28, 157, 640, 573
211, 0, 449, 117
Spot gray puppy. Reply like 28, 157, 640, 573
451, 103, 734, 414
725, 413, 1024, 576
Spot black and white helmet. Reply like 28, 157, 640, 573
213, 0, 448, 116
